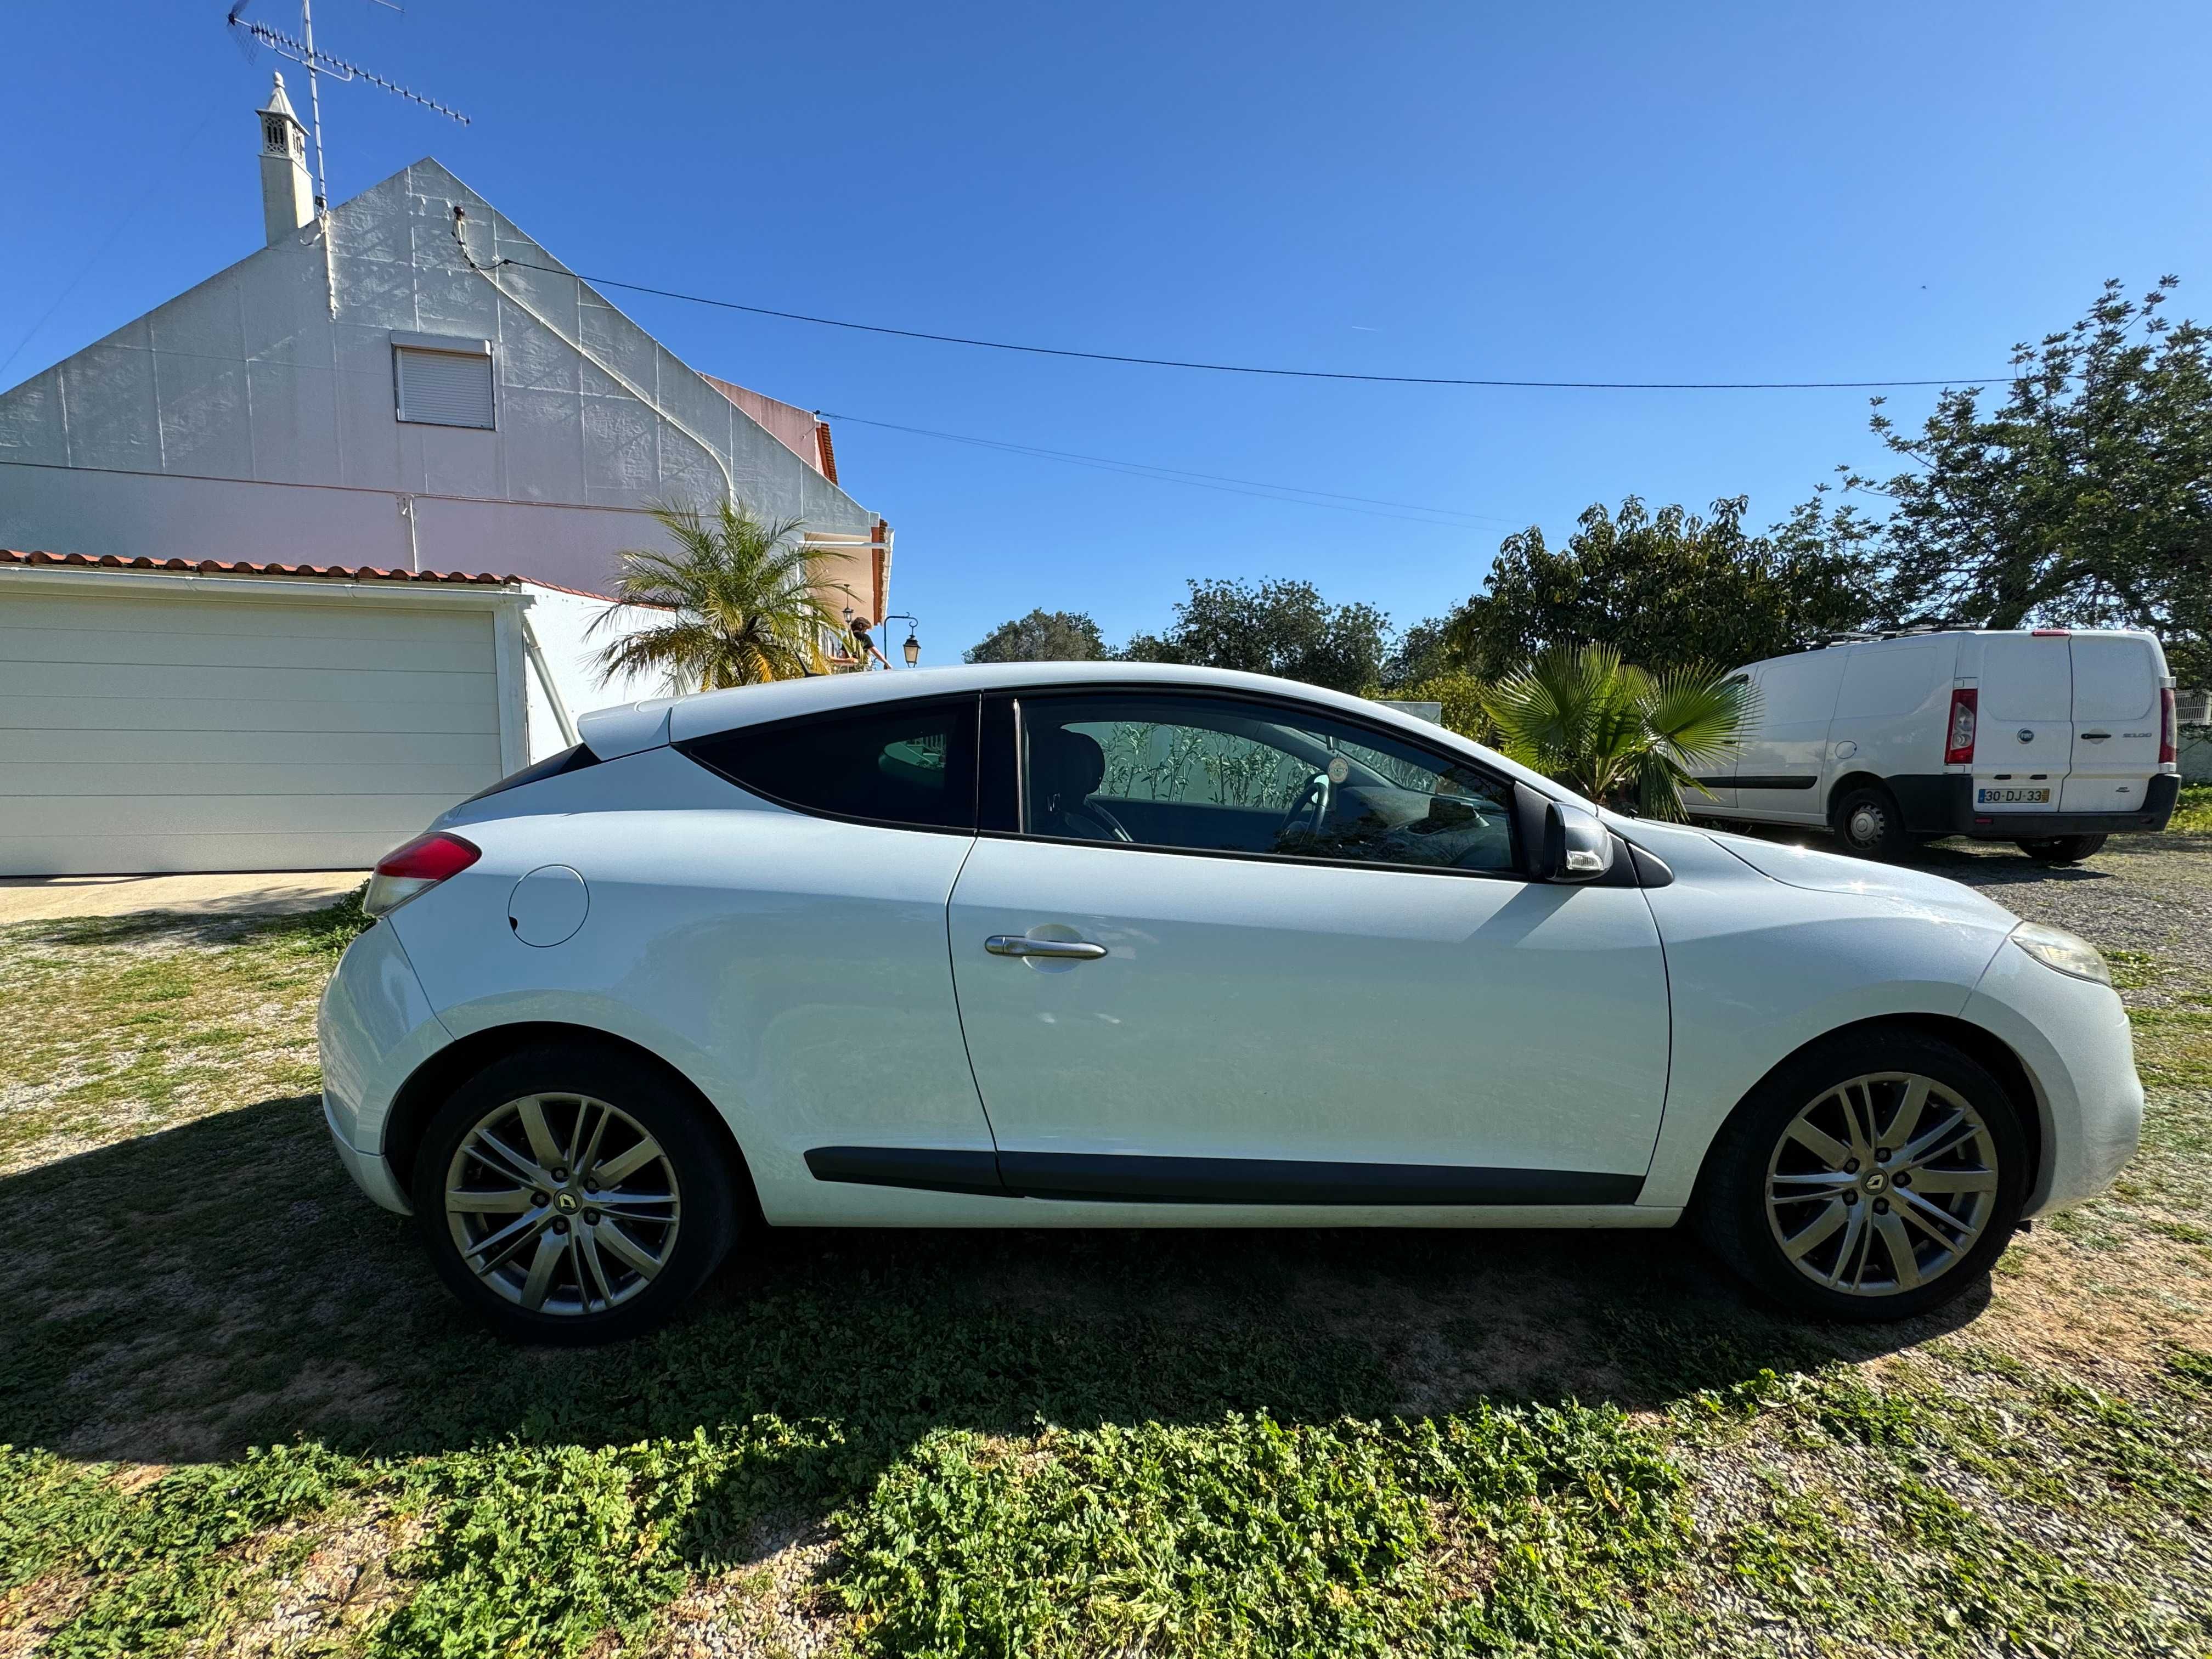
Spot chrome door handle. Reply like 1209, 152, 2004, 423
985, 934, 1108, 960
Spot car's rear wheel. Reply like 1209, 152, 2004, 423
1695, 1030, 2028, 1322
411, 1044, 740, 1345
2015, 834, 2107, 865
1831, 785, 1910, 860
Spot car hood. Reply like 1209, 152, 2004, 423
1699, 830, 2020, 928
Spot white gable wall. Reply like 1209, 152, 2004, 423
0, 161, 882, 603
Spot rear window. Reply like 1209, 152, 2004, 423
678, 696, 979, 831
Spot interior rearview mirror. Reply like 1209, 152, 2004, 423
1514, 784, 1614, 882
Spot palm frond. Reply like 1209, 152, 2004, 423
1481, 644, 1757, 816
591, 500, 843, 691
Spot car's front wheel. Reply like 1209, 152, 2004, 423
1696, 1030, 2028, 1322
411, 1043, 741, 1345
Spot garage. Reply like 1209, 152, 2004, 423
0, 552, 534, 876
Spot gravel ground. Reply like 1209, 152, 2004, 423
1918, 835, 2212, 968
1724, 826, 2212, 974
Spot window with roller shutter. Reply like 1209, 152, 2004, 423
393, 339, 496, 429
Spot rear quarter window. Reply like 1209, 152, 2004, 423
676, 696, 979, 831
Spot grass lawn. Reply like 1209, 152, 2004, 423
3, 825, 2211, 1657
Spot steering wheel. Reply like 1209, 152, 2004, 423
1279, 769, 1333, 842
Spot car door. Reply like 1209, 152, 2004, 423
1968, 633, 2072, 816
2062, 631, 2163, 815
1734, 652, 1844, 823
662, 695, 1002, 1171
946, 689, 1671, 1203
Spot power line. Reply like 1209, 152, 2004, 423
498, 255, 2003, 391
819, 410, 1521, 528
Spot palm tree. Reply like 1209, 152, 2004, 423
1480, 644, 1756, 818
590, 501, 844, 690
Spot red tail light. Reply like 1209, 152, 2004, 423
1944, 688, 1978, 765
2161, 687, 2179, 766
364, 831, 481, 917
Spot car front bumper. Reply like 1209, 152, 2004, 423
1966, 936, 2144, 1217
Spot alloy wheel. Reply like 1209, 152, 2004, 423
1764, 1072, 1998, 1297
444, 1092, 681, 1316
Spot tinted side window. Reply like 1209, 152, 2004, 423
680, 696, 978, 830
1020, 692, 1515, 873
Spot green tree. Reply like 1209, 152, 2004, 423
1119, 577, 1390, 693
1481, 644, 1756, 819
1807, 278, 2211, 683
1444, 496, 1874, 679
590, 501, 840, 690
964, 608, 1108, 663
1391, 669, 1496, 746
1379, 616, 1459, 690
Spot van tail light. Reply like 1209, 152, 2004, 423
2161, 687, 2179, 766
364, 832, 480, 917
1944, 688, 1979, 765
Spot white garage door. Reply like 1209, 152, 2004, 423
0, 585, 507, 876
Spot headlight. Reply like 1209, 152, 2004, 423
2009, 921, 2112, 986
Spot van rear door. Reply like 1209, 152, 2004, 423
1968, 634, 2072, 815
2064, 632, 2164, 815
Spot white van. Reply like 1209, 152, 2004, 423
1691, 629, 2181, 862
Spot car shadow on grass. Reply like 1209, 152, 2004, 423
0, 1094, 1985, 1471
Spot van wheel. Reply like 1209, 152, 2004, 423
1831, 786, 1908, 860
411, 1043, 741, 1346
1694, 1028, 2027, 1322
2016, 834, 2106, 865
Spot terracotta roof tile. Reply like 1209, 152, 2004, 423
0, 549, 521, 584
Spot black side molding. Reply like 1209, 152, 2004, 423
804, 1146, 1643, 1207
1733, 775, 1819, 791
804, 1146, 1006, 1196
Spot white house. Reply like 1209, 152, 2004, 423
0, 78, 902, 877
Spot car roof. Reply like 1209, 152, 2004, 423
575, 660, 1573, 800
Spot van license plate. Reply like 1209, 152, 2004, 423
1977, 787, 2051, 805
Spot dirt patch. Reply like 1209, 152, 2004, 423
1971, 1227, 2212, 1381
201, 1505, 420, 1659
644, 1513, 849, 1659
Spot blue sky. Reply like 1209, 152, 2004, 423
6, 1, 2209, 661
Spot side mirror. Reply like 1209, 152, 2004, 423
1514, 784, 1615, 882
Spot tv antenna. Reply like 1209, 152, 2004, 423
226, 0, 470, 210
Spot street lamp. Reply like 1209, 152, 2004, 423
881, 612, 922, 667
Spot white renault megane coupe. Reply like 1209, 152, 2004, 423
318, 662, 2143, 1342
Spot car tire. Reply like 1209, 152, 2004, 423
1830, 785, 1910, 860
1694, 1028, 2028, 1323
2015, 834, 2107, 865
410, 1043, 742, 1346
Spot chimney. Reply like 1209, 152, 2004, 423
256, 73, 313, 245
